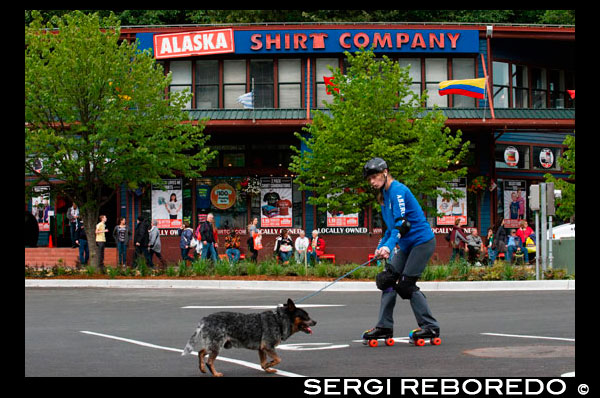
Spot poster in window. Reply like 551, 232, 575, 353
503, 146, 519, 167
260, 177, 292, 228
326, 192, 359, 227
539, 148, 555, 169
32, 185, 51, 232
436, 178, 467, 226
503, 180, 526, 229
152, 179, 183, 229
210, 183, 236, 210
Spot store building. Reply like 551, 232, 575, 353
28, 22, 575, 264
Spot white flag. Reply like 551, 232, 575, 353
237, 91, 254, 109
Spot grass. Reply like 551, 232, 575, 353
25, 257, 574, 281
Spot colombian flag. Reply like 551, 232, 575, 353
438, 78, 486, 100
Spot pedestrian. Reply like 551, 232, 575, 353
112, 217, 131, 268
178, 222, 195, 263
200, 213, 218, 262
67, 202, 80, 248
247, 217, 261, 263
95, 215, 107, 271
224, 229, 241, 265
449, 218, 468, 262
485, 227, 497, 265
74, 219, 89, 266
516, 220, 534, 264
274, 229, 294, 264
506, 229, 523, 263
134, 216, 151, 267
493, 218, 508, 260
465, 228, 484, 265
148, 219, 167, 269
294, 229, 310, 264
360, 157, 440, 344
307, 230, 326, 266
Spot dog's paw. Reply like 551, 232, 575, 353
212, 372, 224, 377
264, 368, 278, 374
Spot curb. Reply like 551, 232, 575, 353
25, 279, 575, 291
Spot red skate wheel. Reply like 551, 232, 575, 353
368, 339, 378, 347
432, 337, 442, 345
415, 338, 426, 347
385, 338, 395, 346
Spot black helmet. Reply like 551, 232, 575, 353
363, 157, 388, 178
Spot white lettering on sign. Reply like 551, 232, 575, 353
153, 29, 235, 59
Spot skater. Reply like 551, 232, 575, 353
361, 158, 440, 345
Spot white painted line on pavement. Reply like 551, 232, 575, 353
80, 330, 305, 377
481, 332, 574, 342
181, 304, 345, 309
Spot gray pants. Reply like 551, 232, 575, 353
376, 237, 439, 330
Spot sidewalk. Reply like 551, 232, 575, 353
25, 278, 575, 291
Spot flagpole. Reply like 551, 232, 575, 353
480, 53, 495, 119
252, 77, 255, 123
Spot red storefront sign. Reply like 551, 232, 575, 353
153, 29, 235, 59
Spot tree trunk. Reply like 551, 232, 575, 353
81, 208, 100, 271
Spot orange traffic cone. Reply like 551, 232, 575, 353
48, 234, 53, 248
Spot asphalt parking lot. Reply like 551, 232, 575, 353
25, 286, 576, 379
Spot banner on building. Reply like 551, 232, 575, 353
326, 193, 359, 227
152, 179, 183, 229
436, 178, 467, 226
503, 180, 527, 229
260, 177, 292, 228
31, 186, 51, 232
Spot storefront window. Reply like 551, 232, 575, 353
195, 60, 219, 108
511, 64, 529, 108
549, 69, 565, 109
316, 58, 339, 107
532, 146, 562, 171
224, 59, 247, 108
531, 67, 547, 108
492, 61, 509, 108
196, 177, 248, 231
169, 60, 192, 109
425, 58, 448, 107
278, 58, 301, 108
452, 58, 476, 108
495, 144, 530, 170
398, 58, 422, 101
250, 59, 274, 108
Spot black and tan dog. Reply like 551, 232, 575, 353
182, 298, 316, 377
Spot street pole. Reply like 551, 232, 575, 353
540, 183, 547, 277
535, 210, 540, 280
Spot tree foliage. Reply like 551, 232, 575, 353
25, 11, 216, 265
545, 134, 575, 223
289, 49, 469, 216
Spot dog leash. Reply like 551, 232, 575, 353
294, 256, 381, 304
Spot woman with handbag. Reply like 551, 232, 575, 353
247, 217, 261, 262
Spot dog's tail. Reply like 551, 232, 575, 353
182, 322, 203, 356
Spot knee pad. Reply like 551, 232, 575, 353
376, 269, 399, 291
395, 275, 419, 300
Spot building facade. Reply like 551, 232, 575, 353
28, 23, 575, 264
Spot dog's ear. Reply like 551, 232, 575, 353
286, 298, 296, 311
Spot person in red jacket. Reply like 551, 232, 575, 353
307, 229, 326, 266
516, 220, 534, 263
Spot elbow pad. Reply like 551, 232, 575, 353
395, 218, 411, 238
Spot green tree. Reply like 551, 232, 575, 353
545, 134, 575, 223
25, 11, 216, 267
289, 49, 469, 217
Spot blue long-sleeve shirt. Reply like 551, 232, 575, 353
377, 180, 434, 253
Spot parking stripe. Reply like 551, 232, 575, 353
80, 330, 305, 377
481, 332, 574, 342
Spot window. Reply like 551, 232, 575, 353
531, 67, 547, 109
195, 60, 219, 109
495, 144, 530, 170
250, 59, 274, 108
425, 58, 447, 107
398, 58, 421, 101
492, 61, 509, 108
278, 58, 301, 108
169, 60, 192, 109
511, 64, 529, 108
452, 58, 476, 108
224, 60, 247, 108
316, 58, 339, 107
549, 69, 565, 109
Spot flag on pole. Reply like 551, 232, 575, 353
438, 78, 486, 100
323, 76, 339, 95
237, 91, 254, 108
567, 90, 575, 99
